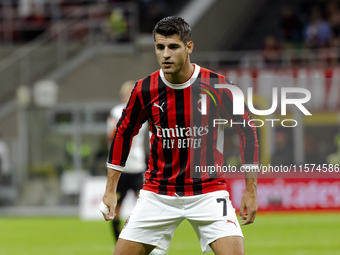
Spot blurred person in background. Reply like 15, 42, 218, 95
0, 133, 10, 185
106, 80, 148, 243
19, 0, 50, 41
279, 5, 302, 48
262, 34, 282, 66
139, 0, 168, 33
327, 1, 340, 39
304, 6, 332, 49
108, 7, 129, 42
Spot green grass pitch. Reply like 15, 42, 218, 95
0, 212, 339, 255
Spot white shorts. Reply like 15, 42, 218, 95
119, 190, 243, 253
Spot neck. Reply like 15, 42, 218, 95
164, 61, 194, 84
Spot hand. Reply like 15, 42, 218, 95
239, 190, 258, 225
101, 192, 117, 221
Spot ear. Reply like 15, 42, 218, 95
187, 41, 194, 54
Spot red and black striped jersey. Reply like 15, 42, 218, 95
107, 64, 259, 196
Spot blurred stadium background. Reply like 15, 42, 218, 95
0, 0, 340, 254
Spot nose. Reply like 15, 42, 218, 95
163, 47, 170, 59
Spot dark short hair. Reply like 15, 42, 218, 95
153, 16, 192, 44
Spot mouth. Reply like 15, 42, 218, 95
162, 62, 173, 68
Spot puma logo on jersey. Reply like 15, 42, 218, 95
153, 102, 165, 112
227, 219, 238, 228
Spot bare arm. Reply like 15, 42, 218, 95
239, 170, 258, 225
101, 167, 122, 221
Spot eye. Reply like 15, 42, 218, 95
169, 44, 180, 50
156, 45, 164, 50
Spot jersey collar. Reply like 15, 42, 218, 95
160, 64, 200, 89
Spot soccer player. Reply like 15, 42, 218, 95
101, 16, 259, 255
107, 81, 148, 242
